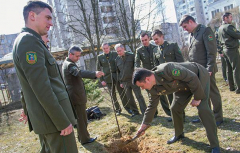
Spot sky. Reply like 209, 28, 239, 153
0, 0, 176, 35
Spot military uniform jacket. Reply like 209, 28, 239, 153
188, 24, 217, 73
135, 43, 158, 70
62, 58, 96, 105
218, 23, 240, 49
13, 28, 76, 134
215, 30, 223, 54
143, 62, 209, 124
155, 41, 184, 64
116, 52, 135, 83
97, 51, 118, 83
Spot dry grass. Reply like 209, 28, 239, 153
0, 63, 240, 153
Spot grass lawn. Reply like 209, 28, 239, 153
0, 63, 240, 153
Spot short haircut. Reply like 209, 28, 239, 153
132, 68, 153, 85
114, 43, 124, 50
23, 1, 53, 23
68, 46, 82, 55
140, 32, 149, 38
151, 29, 164, 37
101, 42, 109, 48
222, 12, 232, 21
179, 15, 196, 26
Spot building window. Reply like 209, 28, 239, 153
105, 27, 118, 34
224, 4, 233, 11
211, 9, 219, 18
190, 7, 194, 11
101, 6, 114, 13
103, 16, 116, 23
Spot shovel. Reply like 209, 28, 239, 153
121, 125, 150, 147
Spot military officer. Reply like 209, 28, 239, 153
135, 33, 160, 117
13, 1, 78, 152
218, 12, 240, 94
133, 62, 220, 153
152, 29, 185, 121
115, 44, 146, 115
180, 15, 223, 126
62, 46, 104, 145
97, 43, 128, 115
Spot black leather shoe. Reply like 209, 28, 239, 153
216, 121, 223, 126
211, 147, 220, 153
167, 133, 184, 144
82, 137, 97, 145
192, 118, 200, 123
166, 117, 172, 122
236, 90, 240, 94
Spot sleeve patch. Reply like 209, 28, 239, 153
26, 51, 37, 64
172, 69, 180, 76
208, 35, 213, 41
233, 28, 237, 32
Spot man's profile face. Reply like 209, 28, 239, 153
41, 34, 49, 45
225, 14, 233, 24
136, 79, 153, 90
102, 44, 110, 54
116, 47, 125, 57
141, 35, 150, 47
33, 8, 53, 36
70, 51, 81, 62
152, 34, 164, 46
181, 20, 194, 33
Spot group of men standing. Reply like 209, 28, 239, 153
13, 0, 240, 152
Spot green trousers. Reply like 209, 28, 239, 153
220, 56, 227, 81
106, 79, 128, 112
39, 131, 78, 153
209, 73, 223, 122
159, 94, 172, 116
224, 48, 240, 92
75, 104, 90, 144
123, 81, 147, 114
170, 79, 219, 148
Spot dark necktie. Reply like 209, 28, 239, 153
105, 54, 109, 60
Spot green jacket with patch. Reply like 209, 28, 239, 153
135, 43, 158, 70
188, 24, 217, 73
218, 23, 240, 49
13, 27, 76, 134
155, 41, 184, 64
143, 62, 209, 124
97, 51, 118, 83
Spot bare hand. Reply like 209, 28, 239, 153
136, 124, 149, 137
120, 84, 124, 88
190, 99, 201, 107
209, 72, 212, 76
19, 109, 28, 124
101, 81, 106, 86
60, 124, 73, 136
96, 71, 104, 78
220, 54, 224, 57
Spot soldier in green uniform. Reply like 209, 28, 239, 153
97, 43, 128, 115
133, 62, 220, 153
115, 44, 146, 116
13, 1, 78, 152
135, 33, 161, 118
215, 28, 228, 82
218, 12, 240, 94
180, 15, 223, 126
62, 46, 104, 145
152, 29, 185, 121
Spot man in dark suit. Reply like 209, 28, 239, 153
179, 15, 223, 126
62, 46, 104, 145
